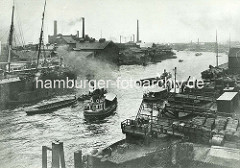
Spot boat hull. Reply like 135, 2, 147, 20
26, 98, 76, 115
84, 103, 117, 120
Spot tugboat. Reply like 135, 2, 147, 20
84, 89, 117, 120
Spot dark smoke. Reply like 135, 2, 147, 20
68, 18, 82, 26
56, 45, 118, 81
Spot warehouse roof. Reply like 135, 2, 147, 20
62, 36, 77, 44
217, 92, 238, 101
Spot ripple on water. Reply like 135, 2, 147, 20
0, 51, 228, 168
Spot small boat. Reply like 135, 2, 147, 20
25, 96, 77, 115
84, 92, 117, 120
136, 70, 172, 86
195, 53, 202, 56
178, 59, 183, 62
143, 87, 168, 102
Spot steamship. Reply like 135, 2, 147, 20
0, 0, 76, 109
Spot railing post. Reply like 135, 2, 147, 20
42, 146, 47, 168
74, 150, 83, 168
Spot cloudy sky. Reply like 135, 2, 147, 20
0, 0, 240, 44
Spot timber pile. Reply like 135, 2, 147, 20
203, 118, 215, 130
233, 128, 240, 142
225, 118, 239, 141
210, 134, 224, 145
191, 116, 206, 126
212, 116, 227, 135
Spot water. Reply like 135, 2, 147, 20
0, 51, 228, 168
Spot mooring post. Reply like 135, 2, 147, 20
74, 150, 83, 168
42, 146, 47, 168
52, 142, 60, 168
59, 142, 66, 168
87, 154, 102, 168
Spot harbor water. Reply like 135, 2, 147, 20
0, 51, 228, 168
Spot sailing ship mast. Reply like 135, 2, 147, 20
8, 3, 15, 72
37, 0, 47, 68
216, 30, 219, 67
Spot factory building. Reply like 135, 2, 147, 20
48, 20, 79, 49
48, 19, 120, 63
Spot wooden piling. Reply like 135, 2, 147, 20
52, 142, 60, 168
87, 154, 102, 168
42, 146, 47, 168
74, 150, 83, 168
59, 142, 66, 168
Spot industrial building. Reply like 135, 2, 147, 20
74, 40, 119, 64
48, 19, 120, 64
48, 20, 79, 49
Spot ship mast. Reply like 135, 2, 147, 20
8, 3, 15, 72
216, 30, 219, 67
37, 0, 47, 68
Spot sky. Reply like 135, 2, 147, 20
0, 0, 240, 44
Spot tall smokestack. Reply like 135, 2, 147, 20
82, 17, 85, 38
54, 20, 57, 36
133, 34, 135, 42
120, 35, 121, 43
77, 31, 79, 38
137, 20, 139, 43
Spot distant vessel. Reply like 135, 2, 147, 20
25, 96, 77, 115
84, 89, 117, 120
178, 59, 183, 62
195, 52, 202, 56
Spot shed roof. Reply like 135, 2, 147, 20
62, 36, 77, 44
217, 92, 238, 101
104, 93, 116, 101
76, 41, 112, 50
229, 48, 240, 58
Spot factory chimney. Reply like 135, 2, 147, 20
137, 20, 139, 43
54, 20, 57, 36
82, 17, 85, 38
133, 34, 135, 42
77, 31, 79, 38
